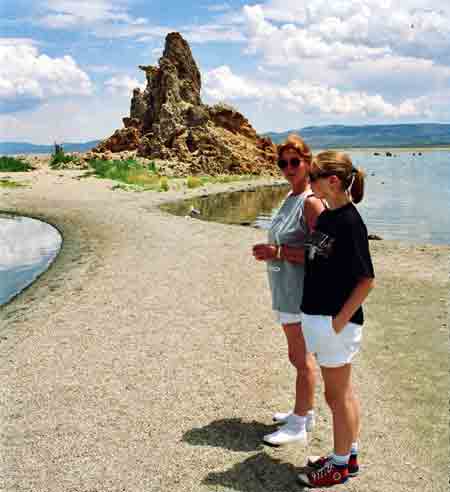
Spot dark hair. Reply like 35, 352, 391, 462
312, 151, 365, 203
277, 133, 312, 166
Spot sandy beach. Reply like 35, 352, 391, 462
0, 166, 448, 492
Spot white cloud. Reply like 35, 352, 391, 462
38, 0, 243, 45
96, 24, 171, 41
234, 1, 450, 122
412, 89, 450, 121
38, 0, 172, 40
151, 47, 163, 59
40, 0, 133, 28
0, 40, 93, 113
0, 95, 130, 144
203, 65, 428, 119
242, 1, 450, 66
183, 24, 246, 43
345, 54, 450, 98
0, 38, 39, 47
203, 65, 271, 100
280, 81, 420, 118
206, 3, 231, 12
243, 5, 390, 65
38, 0, 245, 44
85, 64, 116, 74
104, 75, 145, 96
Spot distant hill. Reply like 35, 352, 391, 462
0, 140, 101, 155
3, 124, 450, 155
264, 124, 450, 148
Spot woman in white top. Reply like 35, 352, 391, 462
252, 134, 324, 446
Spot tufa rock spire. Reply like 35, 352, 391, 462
94, 32, 277, 175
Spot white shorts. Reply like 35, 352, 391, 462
273, 311, 302, 325
301, 313, 362, 367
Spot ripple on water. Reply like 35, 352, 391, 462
0, 215, 62, 306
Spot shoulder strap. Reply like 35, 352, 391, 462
305, 191, 328, 210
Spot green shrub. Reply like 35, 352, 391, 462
0, 156, 33, 172
188, 174, 257, 186
88, 158, 162, 189
50, 145, 79, 169
0, 178, 27, 188
159, 177, 169, 191
187, 176, 202, 188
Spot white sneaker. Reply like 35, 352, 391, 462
273, 411, 315, 432
263, 420, 308, 446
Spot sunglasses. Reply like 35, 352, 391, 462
309, 170, 334, 182
277, 157, 302, 170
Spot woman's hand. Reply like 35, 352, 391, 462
333, 277, 375, 333
282, 245, 305, 264
332, 315, 346, 334
252, 243, 277, 261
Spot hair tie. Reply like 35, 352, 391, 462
346, 174, 355, 193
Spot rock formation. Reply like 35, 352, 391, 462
93, 32, 277, 175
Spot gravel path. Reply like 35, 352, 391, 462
0, 169, 448, 492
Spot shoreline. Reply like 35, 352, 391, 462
4, 144, 450, 159
0, 167, 448, 491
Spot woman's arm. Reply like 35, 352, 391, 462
332, 276, 376, 333
278, 244, 304, 263
304, 195, 325, 233
280, 196, 325, 264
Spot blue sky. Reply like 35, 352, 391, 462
1, 0, 449, 143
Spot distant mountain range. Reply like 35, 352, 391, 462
2, 124, 450, 155
0, 140, 101, 155
264, 123, 450, 148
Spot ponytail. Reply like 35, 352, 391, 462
350, 168, 365, 204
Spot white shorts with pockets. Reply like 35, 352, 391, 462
301, 313, 362, 367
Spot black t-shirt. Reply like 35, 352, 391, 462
301, 202, 375, 325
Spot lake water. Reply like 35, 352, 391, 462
0, 215, 62, 306
163, 149, 450, 245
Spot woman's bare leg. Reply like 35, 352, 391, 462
283, 322, 316, 415
321, 364, 359, 455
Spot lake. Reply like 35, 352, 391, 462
0, 215, 62, 306
162, 149, 450, 245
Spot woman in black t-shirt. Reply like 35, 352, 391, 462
297, 151, 375, 489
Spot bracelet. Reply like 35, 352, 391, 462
276, 245, 282, 260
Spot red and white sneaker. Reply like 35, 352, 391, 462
298, 461, 349, 488
307, 454, 359, 477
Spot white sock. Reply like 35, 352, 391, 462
351, 442, 358, 455
331, 453, 350, 467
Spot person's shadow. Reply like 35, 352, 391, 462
182, 417, 279, 452
182, 418, 311, 491
203, 452, 309, 491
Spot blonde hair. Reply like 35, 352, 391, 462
312, 151, 365, 203
278, 133, 312, 166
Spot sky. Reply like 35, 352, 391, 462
1, 0, 449, 143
